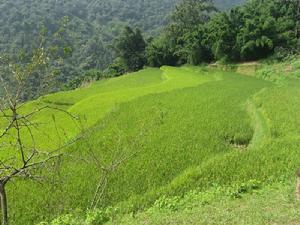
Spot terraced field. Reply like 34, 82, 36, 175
4, 66, 216, 224
1, 65, 300, 224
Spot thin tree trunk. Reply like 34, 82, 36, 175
0, 183, 8, 225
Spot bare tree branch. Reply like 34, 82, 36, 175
0, 20, 79, 225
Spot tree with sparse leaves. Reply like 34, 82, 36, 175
0, 23, 80, 225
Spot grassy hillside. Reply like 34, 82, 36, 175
108, 181, 300, 225
1, 63, 300, 224
4, 66, 215, 224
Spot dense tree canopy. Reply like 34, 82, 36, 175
113, 27, 146, 72
145, 0, 300, 67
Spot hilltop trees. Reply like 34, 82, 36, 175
148, 0, 299, 66
146, 0, 217, 67
237, 0, 277, 60
271, 0, 300, 55
206, 9, 242, 61
168, 0, 217, 64
111, 0, 300, 70
113, 26, 146, 72
213, 0, 299, 61
146, 35, 179, 67
228, 0, 300, 60
145, 0, 300, 66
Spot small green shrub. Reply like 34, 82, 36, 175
38, 208, 119, 225
37, 214, 83, 225
153, 195, 182, 211
85, 209, 110, 225
227, 179, 262, 198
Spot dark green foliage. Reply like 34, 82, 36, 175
147, 0, 300, 66
113, 27, 146, 72
168, 0, 217, 64
81, 37, 112, 71
238, 1, 276, 60
171, 0, 217, 28
105, 58, 127, 77
230, 0, 299, 60
0, 21, 72, 101
146, 35, 179, 67
206, 11, 242, 61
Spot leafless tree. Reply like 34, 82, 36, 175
0, 20, 80, 225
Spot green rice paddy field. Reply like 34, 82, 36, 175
1, 63, 300, 224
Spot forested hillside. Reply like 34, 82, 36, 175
0, 0, 175, 86
0, 0, 245, 100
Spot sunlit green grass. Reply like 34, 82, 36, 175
0, 66, 214, 152
41, 68, 166, 106
67, 66, 214, 126
3, 66, 215, 224
109, 181, 300, 225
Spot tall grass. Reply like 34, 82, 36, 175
2, 66, 214, 224
108, 181, 300, 225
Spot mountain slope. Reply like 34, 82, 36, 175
0, 0, 176, 92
